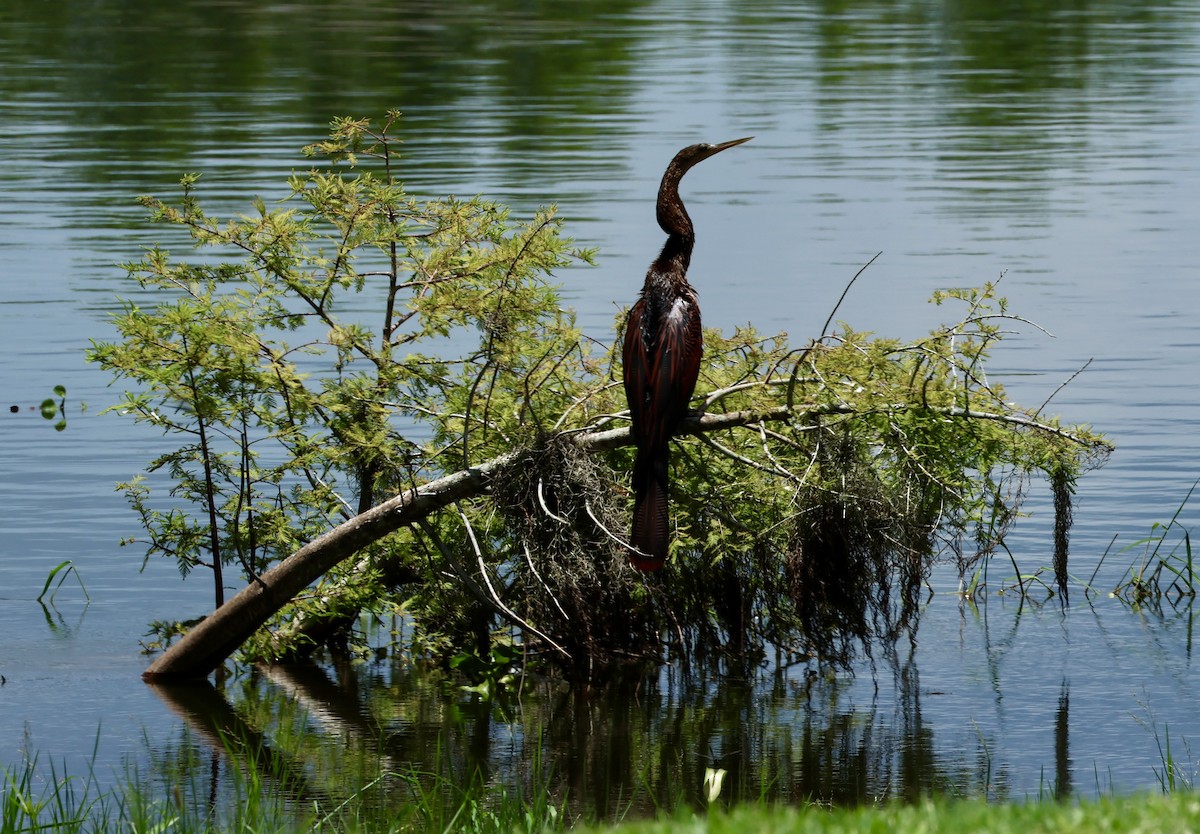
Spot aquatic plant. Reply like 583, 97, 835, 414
89, 112, 1111, 681
1120, 492, 1198, 606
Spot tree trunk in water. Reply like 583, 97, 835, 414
141, 450, 520, 680
140, 412, 766, 682
141, 403, 1094, 682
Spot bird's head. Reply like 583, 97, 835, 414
671, 136, 753, 173
655, 136, 752, 239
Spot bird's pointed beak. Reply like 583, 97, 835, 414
696, 136, 752, 163
714, 136, 753, 152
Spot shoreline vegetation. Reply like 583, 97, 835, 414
4, 746, 1200, 834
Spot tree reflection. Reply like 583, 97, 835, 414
149, 655, 1005, 822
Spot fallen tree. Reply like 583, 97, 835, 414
89, 113, 1112, 682
141, 399, 1105, 681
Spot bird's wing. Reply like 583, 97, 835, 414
623, 294, 703, 450
645, 296, 702, 450
622, 298, 650, 442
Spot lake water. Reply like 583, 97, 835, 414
3, 0, 1200, 813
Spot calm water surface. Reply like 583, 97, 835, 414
3, 0, 1200, 810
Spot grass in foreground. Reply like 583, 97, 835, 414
591, 794, 1200, 834
6, 749, 1200, 834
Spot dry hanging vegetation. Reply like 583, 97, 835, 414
88, 113, 1112, 682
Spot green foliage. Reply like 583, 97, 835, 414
91, 112, 1110, 677
586, 281, 1110, 664
451, 641, 521, 700
90, 110, 595, 619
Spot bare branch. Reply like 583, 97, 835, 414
1037, 357, 1094, 418
788, 252, 881, 411
457, 507, 570, 658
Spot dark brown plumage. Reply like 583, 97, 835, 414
622, 136, 752, 571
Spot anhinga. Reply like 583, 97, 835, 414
622, 136, 752, 572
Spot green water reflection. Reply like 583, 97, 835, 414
149, 656, 1035, 820
3, 0, 1193, 194
1, 0, 646, 160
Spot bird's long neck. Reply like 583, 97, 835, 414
652, 162, 695, 284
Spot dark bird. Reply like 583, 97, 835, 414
622, 136, 752, 571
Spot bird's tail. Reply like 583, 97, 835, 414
630, 445, 670, 571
